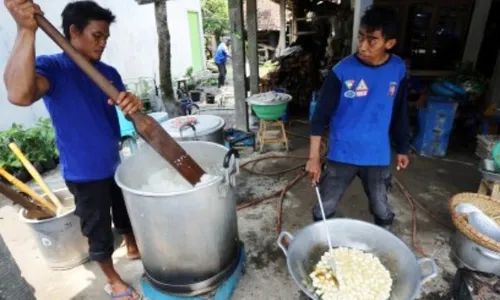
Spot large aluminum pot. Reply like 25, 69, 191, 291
115, 141, 239, 296
452, 230, 500, 276
161, 115, 225, 145
277, 219, 438, 300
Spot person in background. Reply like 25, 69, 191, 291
4, 1, 141, 299
305, 6, 410, 231
214, 37, 231, 88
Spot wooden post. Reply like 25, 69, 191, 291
247, 0, 259, 95
153, 1, 176, 110
228, 0, 248, 131
462, 0, 493, 66
291, 1, 297, 43
279, 0, 286, 55
351, 0, 373, 53
487, 50, 500, 109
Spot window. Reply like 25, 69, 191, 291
375, 0, 474, 70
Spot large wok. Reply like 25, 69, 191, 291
277, 219, 438, 300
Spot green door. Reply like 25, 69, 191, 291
187, 12, 203, 72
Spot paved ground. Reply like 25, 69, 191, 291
0, 113, 487, 299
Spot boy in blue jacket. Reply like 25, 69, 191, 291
214, 38, 231, 88
306, 6, 410, 230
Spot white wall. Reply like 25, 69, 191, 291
0, 0, 204, 130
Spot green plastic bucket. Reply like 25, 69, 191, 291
251, 103, 288, 121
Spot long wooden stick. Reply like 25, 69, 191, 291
34, 14, 205, 185
8, 143, 63, 209
0, 168, 57, 214
0, 181, 54, 219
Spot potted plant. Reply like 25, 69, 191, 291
185, 67, 202, 102
0, 124, 30, 182
0, 119, 59, 182
31, 118, 59, 171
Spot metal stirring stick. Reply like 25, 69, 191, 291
315, 185, 339, 286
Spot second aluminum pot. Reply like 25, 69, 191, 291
452, 230, 500, 276
161, 115, 225, 145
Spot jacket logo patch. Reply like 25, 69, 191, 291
389, 82, 397, 97
355, 79, 368, 97
345, 80, 355, 90
344, 90, 356, 98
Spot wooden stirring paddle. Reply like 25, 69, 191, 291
34, 15, 205, 185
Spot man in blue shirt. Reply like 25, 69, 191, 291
306, 6, 410, 230
214, 38, 231, 88
4, 1, 141, 299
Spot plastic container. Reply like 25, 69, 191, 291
251, 102, 288, 120
116, 107, 136, 138
412, 96, 458, 157
19, 189, 89, 270
190, 90, 202, 102
309, 91, 318, 121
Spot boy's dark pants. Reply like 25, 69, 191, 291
216, 63, 227, 88
313, 160, 395, 226
66, 177, 133, 262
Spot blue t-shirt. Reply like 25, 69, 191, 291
311, 54, 409, 166
35, 53, 125, 182
214, 43, 228, 65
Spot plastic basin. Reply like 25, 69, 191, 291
251, 103, 288, 121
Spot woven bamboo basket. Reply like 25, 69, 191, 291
449, 192, 500, 252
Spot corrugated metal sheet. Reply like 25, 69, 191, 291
244, 0, 291, 32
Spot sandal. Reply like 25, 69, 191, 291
104, 283, 142, 299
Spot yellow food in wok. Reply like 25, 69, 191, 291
310, 247, 392, 300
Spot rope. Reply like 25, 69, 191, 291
236, 120, 452, 247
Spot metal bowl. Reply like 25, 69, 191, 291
277, 219, 437, 299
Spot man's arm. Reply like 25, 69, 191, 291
224, 45, 231, 58
3, 28, 49, 107
309, 71, 342, 158
390, 77, 410, 155
306, 71, 341, 183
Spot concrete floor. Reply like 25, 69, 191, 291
0, 120, 486, 300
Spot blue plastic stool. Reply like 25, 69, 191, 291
116, 108, 169, 157
139, 243, 246, 300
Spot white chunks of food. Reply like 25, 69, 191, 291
309, 247, 392, 300
140, 167, 219, 193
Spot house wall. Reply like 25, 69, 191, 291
0, 0, 205, 130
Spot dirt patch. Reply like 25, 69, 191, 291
420, 291, 451, 300
246, 232, 284, 270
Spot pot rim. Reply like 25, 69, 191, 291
161, 115, 225, 138
114, 141, 229, 197
283, 219, 425, 300
115, 172, 223, 197
19, 188, 76, 224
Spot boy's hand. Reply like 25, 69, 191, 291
306, 157, 322, 184
109, 92, 143, 115
396, 154, 409, 170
